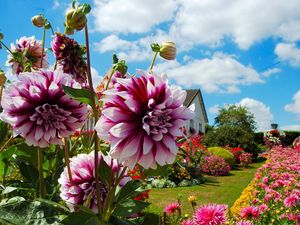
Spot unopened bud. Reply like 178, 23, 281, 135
65, 2, 91, 33
159, 41, 176, 60
31, 15, 45, 28
0, 70, 6, 86
0, 33, 3, 41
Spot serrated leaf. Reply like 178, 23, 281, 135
62, 85, 93, 106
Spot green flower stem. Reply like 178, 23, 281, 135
0, 135, 14, 153
40, 22, 46, 68
104, 68, 115, 91
84, 24, 102, 219
149, 51, 159, 72
64, 138, 73, 186
0, 40, 13, 55
38, 148, 45, 198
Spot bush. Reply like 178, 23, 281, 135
239, 152, 253, 167
229, 147, 245, 163
207, 147, 236, 167
201, 155, 231, 176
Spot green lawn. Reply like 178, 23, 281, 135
142, 161, 264, 224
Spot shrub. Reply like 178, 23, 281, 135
229, 147, 245, 163
239, 152, 253, 167
201, 156, 231, 176
207, 147, 236, 167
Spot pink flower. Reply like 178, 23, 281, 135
164, 202, 180, 215
258, 204, 269, 212
236, 221, 253, 225
193, 204, 227, 225
0, 69, 88, 147
6, 36, 47, 74
51, 33, 87, 84
284, 194, 299, 208
95, 70, 194, 169
58, 151, 130, 213
240, 206, 260, 220
181, 219, 194, 225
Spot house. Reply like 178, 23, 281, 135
183, 89, 208, 134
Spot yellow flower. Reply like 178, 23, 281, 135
188, 195, 197, 202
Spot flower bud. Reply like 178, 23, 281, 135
188, 195, 197, 202
65, 2, 91, 34
31, 15, 45, 28
0, 33, 3, 41
159, 41, 176, 60
0, 70, 6, 86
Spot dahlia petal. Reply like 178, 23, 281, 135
109, 122, 136, 138
168, 126, 182, 137
34, 126, 43, 140
143, 135, 153, 155
162, 135, 177, 154
152, 133, 163, 142
119, 134, 142, 159
138, 152, 154, 169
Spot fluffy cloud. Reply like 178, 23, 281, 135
155, 53, 262, 93
285, 90, 300, 116
275, 43, 300, 67
261, 68, 281, 77
208, 104, 221, 114
92, 0, 178, 33
281, 125, 300, 131
237, 98, 274, 131
92, 0, 300, 50
91, 67, 103, 89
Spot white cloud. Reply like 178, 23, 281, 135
275, 43, 300, 67
155, 53, 263, 93
237, 98, 274, 131
285, 90, 300, 116
208, 104, 220, 114
281, 125, 300, 131
92, 0, 178, 33
52, 0, 60, 9
261, 68, 281, 77
91, 67, 103, 89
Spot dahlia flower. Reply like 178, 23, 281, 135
95, 70, 194, 169
6, 36, 48, 74
284, 194, 299, 208
58, 151, 130, 213
0, 69, 88, 147
181, 219, 194, 225
164, 202, 181, 215
240, 206, 260, 220
236, 221, 253, 225
193, 204, 227, 225
51, 33, 87, 84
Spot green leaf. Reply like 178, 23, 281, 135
113, 199, 150, 217
109, 216, 137, 225
19, 162, 39, 188
62, 85, 93, 106
116, 180, 145, 203
61, 211, 98, 225
143, 164, 169, 177
98, 158, 113, 186
0, 198, 68, 225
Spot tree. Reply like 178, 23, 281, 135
203, 105, 259, 156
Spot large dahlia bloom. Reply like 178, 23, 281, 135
240, 206, 260, 220
51, 33, 87, 84
0, 70, 88, 147
6, 36, 48, 74
193, 204, 227, 225
58, 151, 130, 213
95, 70, 194, 169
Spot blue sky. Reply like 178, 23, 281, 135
1, 0, 300, 131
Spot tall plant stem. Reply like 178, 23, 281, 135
40, 23, 46, 68
0, 40, 13, 55
0, 136, 14, 153
64, 138, 73, 186
149, 51, 159, 72
38, 148, 45, 198
84, 24, 102, 217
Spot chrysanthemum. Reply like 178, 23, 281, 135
193, 204, 227, 225
164, 202, 180, 215
240, 206, 260, 220
181, 219, 194, 225
95, 70, 194, 169
283, 194, 299, 208
236, 221, 253, 225
58, 151, 130, 213
51, 33, 87, 84
0, 69, 88, 147
6, 36, 48, 74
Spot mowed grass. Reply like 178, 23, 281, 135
142, 161, 264, 224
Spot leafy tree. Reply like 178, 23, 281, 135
203, 105, 260, 157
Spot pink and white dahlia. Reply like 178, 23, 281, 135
0, 70, 88, 147
164, 202, 181, 215
6, 36, 47, 74
51, 33, 87, 84
193, 204, 227, 225
95, 70, 194, 169
58, 151, 130, 213
240, 206, 260, 220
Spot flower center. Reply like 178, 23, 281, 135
30, 103, 69, 129
142, 106, 173, 140
81, 180, 108, 207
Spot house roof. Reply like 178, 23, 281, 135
183, 89, 208, 123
